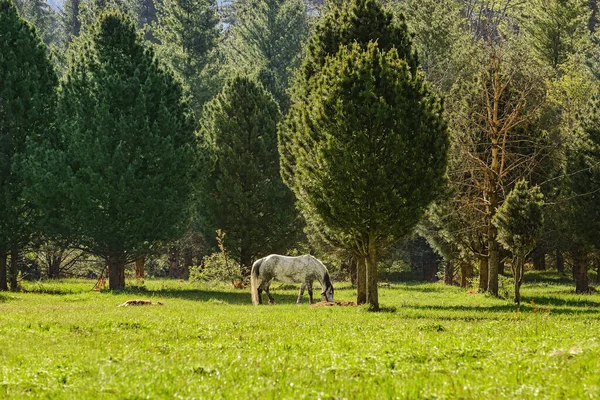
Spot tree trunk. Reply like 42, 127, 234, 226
47, 252, 61, 279
0, 250, 7, 291
365, 239, 379, 311
444, 260, 454, 285
349, 257, 357, 286
572, 249, 589, 294
183, 246, 194, 269
478, 255, 488, 292
9, 248, 18, 291
240, 250, 252, 278
498, 257, 505, 275
108, 257, 126, 290
533, 250, 546, 271
169, 247, 181, 278
597, 257, 600, 285
488, 234, 500, 297
356, 256, 366, 305
556, 249, 565, 276
513, 255, 524, 304
135, 256, 145, 279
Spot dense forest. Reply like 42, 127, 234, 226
3, 0, 600, 309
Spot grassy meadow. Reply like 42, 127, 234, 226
0, 275, 599, 399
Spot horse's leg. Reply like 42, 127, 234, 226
257, 283, 264, 305
265, 283, 275, 304
307, 282, 314, 304
297, 283, 306, 304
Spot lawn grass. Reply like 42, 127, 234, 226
0, 275, 599, 399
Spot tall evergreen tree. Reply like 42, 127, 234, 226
493, 180, 544, 304
0, 0, 57, 290
200, 76, 299, 275
60, 0, 82, 43
223, 0, 309, 113
287, 40, 448, 310
280, 0, 419, 304
14, 0, 61, 46
152, 0, 220, 112
23, 11, 197, 289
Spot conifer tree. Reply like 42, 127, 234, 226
60, 0, 82, 43
493, 180, 544, 304
200, 76, 298, 275
14, 0, 61, 46
287, 40, 448, 310
224, 0, 309, 113
152, 0, 220, 112
0, 0, 57, 290
24, 11, 197, 289
280, 0, 420, 305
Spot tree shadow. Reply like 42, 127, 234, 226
143, 288, 300, 305
402, 302, 600, 317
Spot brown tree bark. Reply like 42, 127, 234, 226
556, 249, 565, 276
9, 249, 18, 291
240, 250, 252, 278
168, 247, 181, 278
0, 250, 7, 291
533, 251, 546, 271
365, 237, 379, 311
488, 228, 500, 296
356, 256, 366, 305
444, 260, 454, 285
479, 254, 489, 292
108, 256, 126, 289
348, 257, 357, 286
135, 257, 145, 279
572, 249, 589, 294
47, 252, 62, 279
512, 255, 525, 304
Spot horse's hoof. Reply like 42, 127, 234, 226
268, 300, 275, 305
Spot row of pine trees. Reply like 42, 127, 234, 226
3, 0, 600, 308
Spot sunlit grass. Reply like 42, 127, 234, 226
0, 276, 598, 399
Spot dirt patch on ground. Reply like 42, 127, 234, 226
310, 301, 356, 307
118, 299, 164, 307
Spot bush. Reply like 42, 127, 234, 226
189, 252, 242, 283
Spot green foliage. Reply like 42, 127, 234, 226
494, 180, 545, 257
521, 0, 590, 69
223, 0, 309, 113
189, 252, 242, 283
23, 11, 197, 285
13, 0, 61, 46
200, 76, 299, 272
289, 41, 447, 247
152, 0, 220, 112
0, 0, 57, 252
2, 278, 600, 398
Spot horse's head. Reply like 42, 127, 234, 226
321, 280, 334, 303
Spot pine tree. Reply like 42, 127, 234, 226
288, 40, 448, 310
280, 0, 420, 305
200, 76, 299, 275
0, 0, 57, 290
521, 0, 590, 70
14, 0, 61, 46
493, 180, 544, 304
152, 0, 220, 112
223, 0, 309, 113
60, 0, 82, 43
24, 11, 198, 289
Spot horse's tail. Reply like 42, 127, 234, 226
250, 258, 263, 305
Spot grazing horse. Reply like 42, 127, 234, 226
250, 254, 334, 305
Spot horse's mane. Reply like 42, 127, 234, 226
323, 271, 334, 293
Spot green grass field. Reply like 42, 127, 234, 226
0, 275, 599, 399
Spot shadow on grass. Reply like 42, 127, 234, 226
402, 302, 600, 317
524, 271, 573, 285
138, 288, 300, 305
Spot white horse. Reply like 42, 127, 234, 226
250, 254, 334, 305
